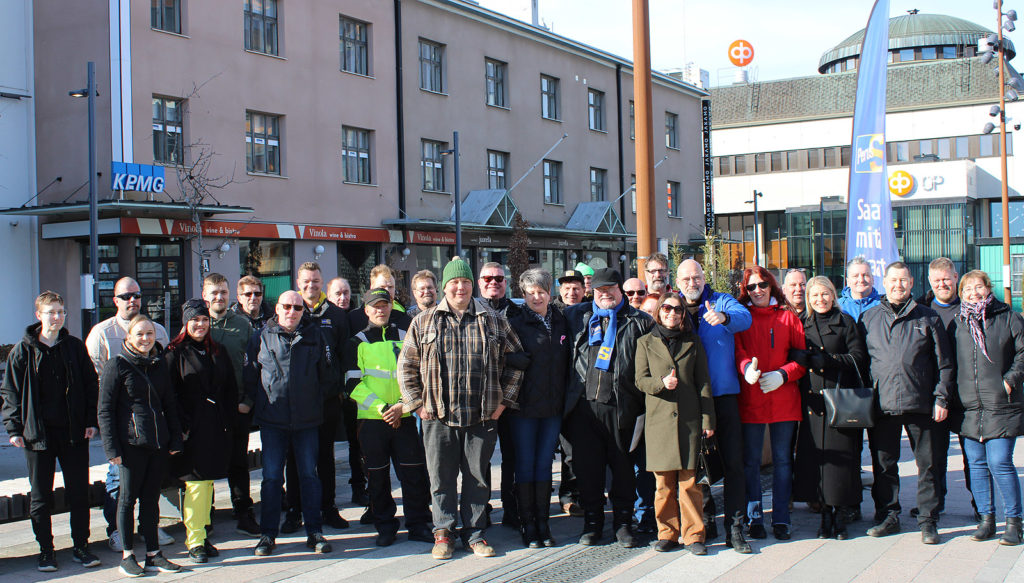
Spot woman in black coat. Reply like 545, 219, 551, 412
792, 276, 868, 540
98, 315, 182, 577
165, 299, 237, 563
953, 270, 1024, 545
506, 268, 570, 548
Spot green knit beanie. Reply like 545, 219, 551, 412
441, 256, 474, 289
575, 262, 595, 277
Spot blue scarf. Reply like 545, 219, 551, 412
588, 297, 625, 371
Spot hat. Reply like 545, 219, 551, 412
590, 268, 623, 289
441, 256, 474, 289
362, 287, 392, 306
558, 269, 585, 285
181, 298, 210, 323
574, 262, 595, 277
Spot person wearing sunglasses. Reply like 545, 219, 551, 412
622, 278, 648, 311
231, 275, 274, 329
635, 294, 715, 555
245, 290, 335, 557
734, 266, 807, 542
85, 277, 173, 552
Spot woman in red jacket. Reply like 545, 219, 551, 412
734, 266, 806, 541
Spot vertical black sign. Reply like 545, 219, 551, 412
701, 99, 715, 234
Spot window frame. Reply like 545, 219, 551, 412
419, 38, 445, 93
152, 96, 184, 166
420, 139, 446, 193
588, 89, 606, 132
667, 180, 681, 218
665, 112, 679, 149
342, 125, 372, 184
487, 150, 508, 190
245, 110, 282, 175
590, 167, 607, 202
540, 74, 560, 120
543, 159, 562, 204
485, 58, 508, 108
151, 0, 181, 33
339, 15, 369, 76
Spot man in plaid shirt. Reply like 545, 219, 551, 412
398, 257, 524, 560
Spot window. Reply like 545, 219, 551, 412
543, 160, 561, 204
718, 157, 731, 175
151, 0, 181, 33
1013, 254, 1024, 297
541, 75, 559, 120
922, 46, 937, 60
770, 151, 784, 171
342, 126, 371, 184
981, 133, 1000, 157
340, 16, 369, 75
419, 39, 445, 93
590, 167, 606, 201
487, 150, 508, 189
665, 112, 678, 149
485, 58, 507, 107
734, 155, 747, 174
629, 101, 635, 140
920, 139, 934, 157
667, 180, 680, 217
937, 138, 952, 160
588, 89, 605, 131
807, 148, 820, 168
245, 111, 281, 175
955, 136, 970, 159
152, 97, 183, 165
754, 153, 766, 173
630, 175, 636, 213
898, 48, 914, 62
421, 139, 446, 192
942, 46, 957, 59
786, 150, 798, 169
239, 240, 293, 304
889, 141, 910, 162
244, 0, 279, 55
840, 146, 851, 167
824, 148, 838, 167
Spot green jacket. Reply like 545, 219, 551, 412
210, 309, 253, 407
345, 324, 407, 420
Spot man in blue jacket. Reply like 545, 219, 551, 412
676, 259, 753, 554
837, 257, 881, 322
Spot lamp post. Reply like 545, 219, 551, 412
746, 190, 763, 266
70, 62, 99, 326
444, 131, 462, 258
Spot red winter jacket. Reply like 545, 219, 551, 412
734, 303, 806, 423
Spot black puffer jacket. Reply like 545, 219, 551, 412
307, 297, 350, 399
98, 343, 183, 459
165, 338, 236, 481
0, 325, 98, 451
794, 308, 869, 416
952, 299, 1024, 441
860, 298, 954, 415
507, 305, 570, 418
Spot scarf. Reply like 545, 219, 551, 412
526, 306, 552, 333
122, 339, 161, 366
588, 297, 625, 371
653, 324, 684, 356
960, 294, 995, 363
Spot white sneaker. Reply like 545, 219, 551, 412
108, 531, 123, 552
157, 528, 175, 546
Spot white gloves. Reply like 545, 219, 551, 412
744, 357, 761, 384
759, 371, 785, 393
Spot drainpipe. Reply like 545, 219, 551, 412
394, 0, 407, 220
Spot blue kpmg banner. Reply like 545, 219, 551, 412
845, 0, 899, 291
110, 162, 166, 193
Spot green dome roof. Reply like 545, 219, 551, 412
818, 12, 1014, 73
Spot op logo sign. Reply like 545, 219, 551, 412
888, 170, 914, 196
728, 40, 754, 67
854, 134, 885, 173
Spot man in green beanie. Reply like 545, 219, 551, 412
398, 257, 524, 560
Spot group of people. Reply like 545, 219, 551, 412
2, 250, 1022, 575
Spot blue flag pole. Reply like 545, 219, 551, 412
845, 0, 899, 291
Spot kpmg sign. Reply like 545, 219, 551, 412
110, 162, 166, 193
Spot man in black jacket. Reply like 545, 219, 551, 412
564, 268, 654, 547
245, 291, 333, 556
1, 291, 101, 572
862, 261, 954, 544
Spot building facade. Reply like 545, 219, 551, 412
20, 0, 707, 336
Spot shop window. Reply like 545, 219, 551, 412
239, 240, 293, 303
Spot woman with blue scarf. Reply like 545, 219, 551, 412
953, 270, 1024, 545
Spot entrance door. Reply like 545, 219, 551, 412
136, 241, 184, 334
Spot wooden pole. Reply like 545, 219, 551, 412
632, 0, 656, 274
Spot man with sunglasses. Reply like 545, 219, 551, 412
232, 275, 274, 329
85, 277, 173, 551
245, 291, 334, 556
622, 278, 647, 310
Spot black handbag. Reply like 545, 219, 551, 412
821, 362, 876, 429
696, 434, 725, 486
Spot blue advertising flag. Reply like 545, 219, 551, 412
845, 0, 899, 291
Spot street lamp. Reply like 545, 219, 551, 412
69, 62, 99, 326
745, 190, 763, 266
441, 131, 462, 258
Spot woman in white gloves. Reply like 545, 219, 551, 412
734, 266, 807, 541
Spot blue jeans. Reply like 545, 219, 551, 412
631, 440, 656, 527
509, 415, 562, 482
742, 421, 796, 526
962, 436, 1022, 518
260, 426, 321, 538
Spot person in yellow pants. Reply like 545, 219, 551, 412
165, 299, 238, 563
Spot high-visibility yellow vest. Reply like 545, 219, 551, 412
346, 328, 407, 420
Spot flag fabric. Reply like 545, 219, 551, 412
845, 0, 899, 291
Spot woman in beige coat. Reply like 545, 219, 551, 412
636, 294, 715, 554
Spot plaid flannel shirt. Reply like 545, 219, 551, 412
398, 297, 524, 427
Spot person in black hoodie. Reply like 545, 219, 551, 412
1, 291, 100, 572
953, 270, 1024, 545
505, 268, 570, 548
165, 299, 236, 563
98, 314, 183, 577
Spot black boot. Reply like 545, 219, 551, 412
502, 488, 521, 530
535, 481, 556, 547
834, 507, 850, 540
817, 505, 834, 539
579, 510, 604, 546
1001, 517, 1023, 546
516, 483, 539, 548
972, 514, 996, 541
726, 522, 752, 554
613, 509, 637, 548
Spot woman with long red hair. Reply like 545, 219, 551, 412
734, 266, 806, 541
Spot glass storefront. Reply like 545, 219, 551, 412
239, 239, 293, 303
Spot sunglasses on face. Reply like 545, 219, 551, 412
745, 281, 771, 292
241, 291, 264, 298
279, 304, 304, 312
115, 292, 142, 301
660, 304, 685, 315
624, 290, 646, 297
481, 275, 505, 283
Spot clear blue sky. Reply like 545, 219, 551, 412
476, 1, 1010, 85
